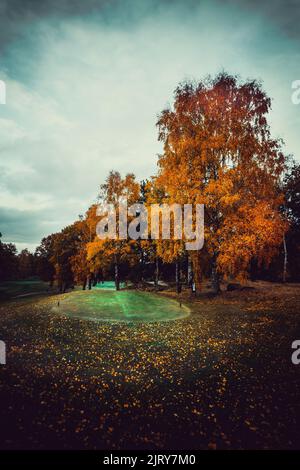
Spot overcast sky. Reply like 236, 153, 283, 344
0, 0, 300, 251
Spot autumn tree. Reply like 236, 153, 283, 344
35, 234, 56, 286
157, 72, 287, 293
0, 233, 18, 281
50, 224, 83, 292
87, 171, 141, 290
70, 212, 99, 290
282, 162, 300, 280
145, 178, 185, 293
18, 249, 35, 278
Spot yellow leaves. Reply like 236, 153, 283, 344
220, 193, 240, 206
155, 75, 287, 279
2, 283, 300, 449
208, 442, 217, 450
245, 419, 258, 432
217, 200, 287, 278
86, 240, 104, 261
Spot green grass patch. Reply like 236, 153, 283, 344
53, 289, 190, 323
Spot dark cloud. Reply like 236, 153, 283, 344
0, 204, 81, 250
0, 0, 299, 47
0, 0, 112, 50
224, 0, 300, 39
0, 206, 46, 245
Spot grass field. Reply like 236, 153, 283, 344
0, 281, 300, 449
0, 278, 51, 301
54, 289, 190, 322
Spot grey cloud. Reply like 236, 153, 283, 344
226, 0, 300, 39
0, 206, 47, 245
0, 0, 300, 46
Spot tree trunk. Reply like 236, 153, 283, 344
154, 256, 159, 291
211, 255, 220, 294
140, 247, 145, 282
283, 234, 288, 283
187, 255, 192, 287
88, 276, 92, 290
176, 260, 181, 294
115, 257, 120, 291
190, 251, 202, 294
82, 277, 87, 290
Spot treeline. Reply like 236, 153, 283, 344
1, 73, 300, 292
0, 238, 36, 281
